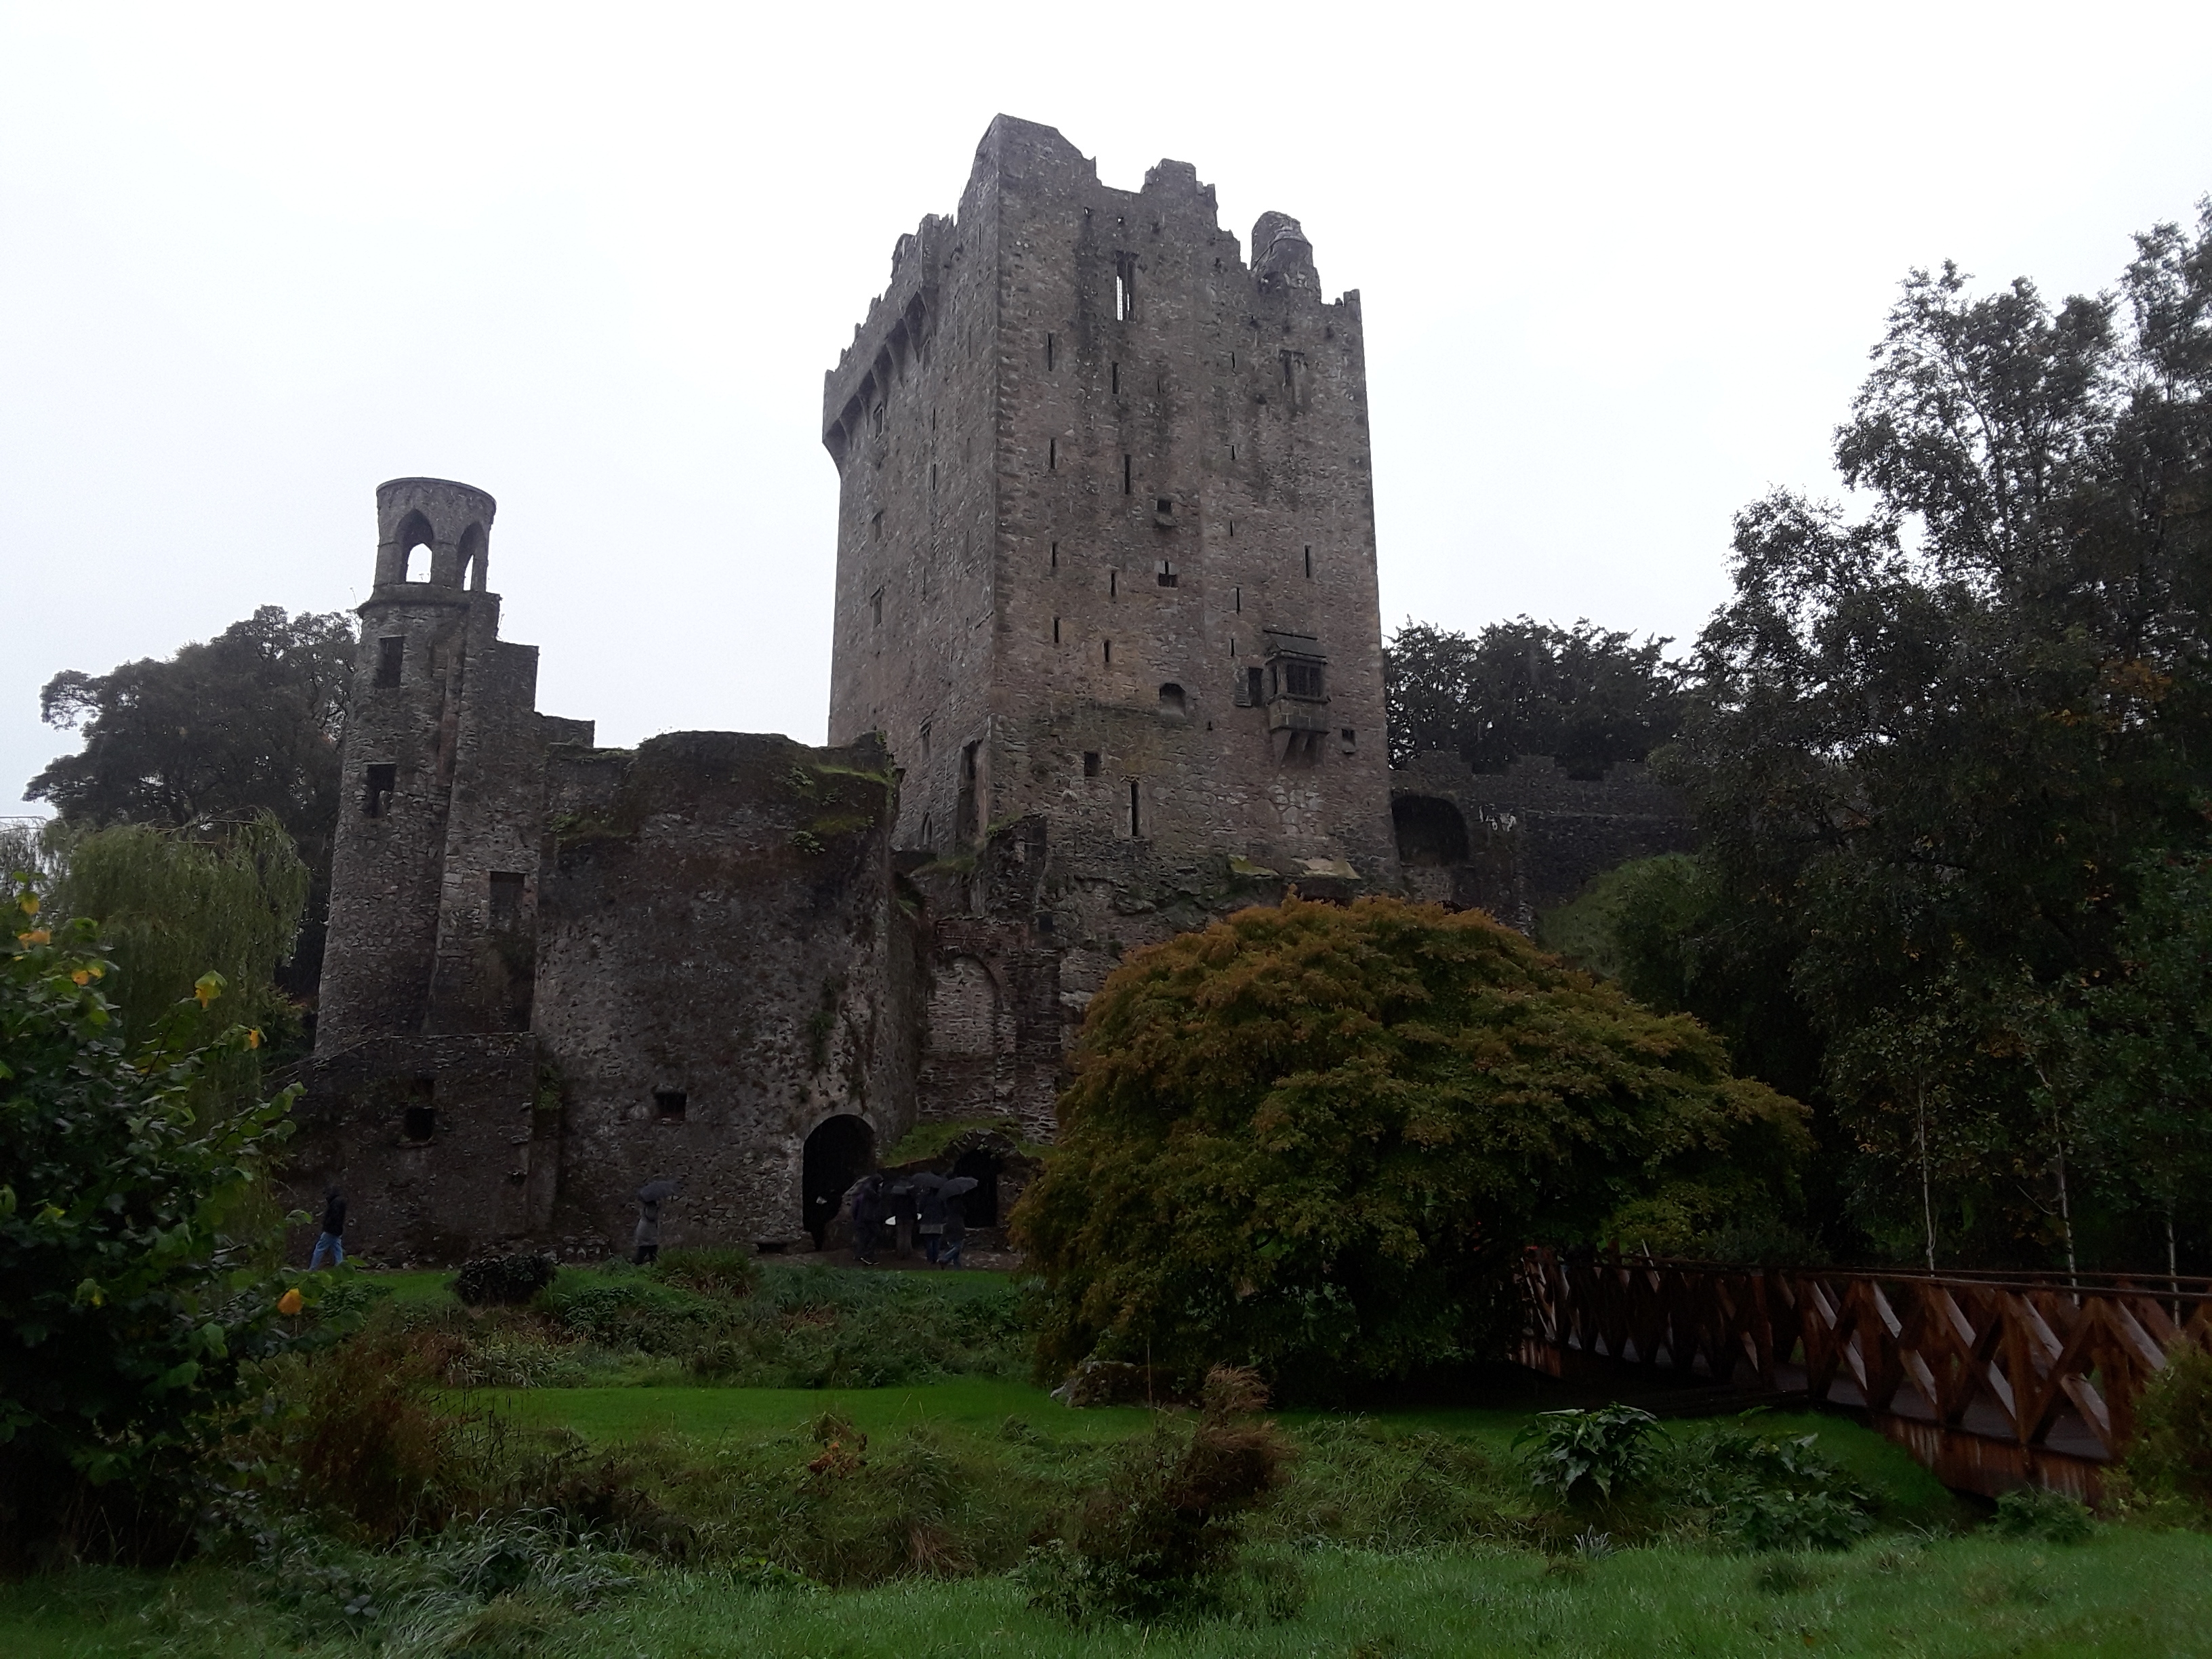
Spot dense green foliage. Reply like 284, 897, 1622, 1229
0, 884, 314, 1563
1385, 617, 1683, 775
29, 606, 354, 994
1013, 897, 1808, 1392
1572, 203, 2212, 1269
47, 815, 310, 1060
2123, 1344, 2212, 1518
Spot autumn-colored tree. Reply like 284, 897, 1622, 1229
1010, 897, 1807, 1397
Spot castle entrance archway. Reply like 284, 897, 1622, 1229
951, 1147, 1002, 1229
802, 1113, 873, 1248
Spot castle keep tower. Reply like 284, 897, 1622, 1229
823, 118, 1397, 889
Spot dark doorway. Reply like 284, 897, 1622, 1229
1393, 796, 1470, 867
951, 1149, 1002, 1228
802, 1113, 873, 1247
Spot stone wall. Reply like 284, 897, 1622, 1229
1389, 752, 1700, 933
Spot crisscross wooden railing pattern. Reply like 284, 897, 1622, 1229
1517, 1248, 2212, 1496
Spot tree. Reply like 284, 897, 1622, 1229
1385, 617, 1683, 775
1653, 202, 2212, 1267
28, 607, 355, 997
1010, 897, 1807, 1397
0, 880, 317, 1565
47, 815, 310, 1061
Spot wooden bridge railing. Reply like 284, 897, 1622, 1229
1517, 1246, 2212, 1500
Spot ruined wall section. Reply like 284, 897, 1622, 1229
532, 732, 922, 1253
1390, 753, 1700, 932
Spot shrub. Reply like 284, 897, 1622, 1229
538, 1272, 728, 1355
1023, 1366, 1294, 1624
2125, 1345, 2212, 1516
1669, 1420, 1873, 1551
0, 890, 323, 1565
455, 1253, 558, 1308
652, 1247, 762, 1300
1990, 1485, 2094, 1544
1516, 1405, 1663, 1506
1013, 896, 1807, 1395
260, 1331, 462, 1542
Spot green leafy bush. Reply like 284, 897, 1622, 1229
1667, 1419, 1873, 1551
1013, 896, 1808, 1395
1990, 1484, 2094, 1544
454, 1253, 558, 1308
2125, 1345, 2212, 1517
1021, 1367, 1295, 1624
537, 1271, 728, 1355
0, 888, 320, 1564
1515, 1405, 1663, 1505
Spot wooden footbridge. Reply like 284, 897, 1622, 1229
1517, 1247, 2212, 1500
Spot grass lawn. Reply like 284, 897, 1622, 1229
7, 1530, 2211, 1657
478, 1376, 1152, 1443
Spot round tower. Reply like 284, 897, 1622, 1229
373, 477, 497, 592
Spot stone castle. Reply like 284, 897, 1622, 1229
288, 117, 1686, 1263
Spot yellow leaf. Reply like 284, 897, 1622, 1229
72, 970, 90, 986
194, 971, 225, 1008
277, 1288, 304, 1315
18, 893, 37, 916
17, 929, 49, 946
247, 1027, 262, 1049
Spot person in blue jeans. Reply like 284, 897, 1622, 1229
310, 1187, 346, 1268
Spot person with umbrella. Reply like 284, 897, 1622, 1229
909, 1171, 981, 1268
634, 1178, 677, 1265
848, 1172, 887, 1266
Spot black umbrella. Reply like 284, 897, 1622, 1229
637, 1179, 679, 1203
905, 1170, 949, 1191
942, 1176, 979, 1198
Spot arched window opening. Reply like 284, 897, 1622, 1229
1393, 796, 1470, 868
802, 1114, 873, 1249
457, 522, 487, 591
1158, 682, 1186, 716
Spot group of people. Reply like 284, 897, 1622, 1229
847, 1169, 975, 1267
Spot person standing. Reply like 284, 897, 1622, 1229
633, 1196, 661, 1266
851, 1174, 885, 1265
939, 1187, 966, 1270
310, 1187, 346, 1269
916, 1179, 948, 1266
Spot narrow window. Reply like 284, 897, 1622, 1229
1084, 751, 1101, 777
1246, 666, 1265, 705
403, 1084, 435, 1143
654, 1088, 687, 1123
1050, 540, 1059, 569
931, 464, 937, 493
1128, 779, 1142, 837
1123, 454, 1132, 494
375, 636, 404, 688
872, 588, 884, 626
1104, 639, 1113, 665
1048, 437, 1057, 470
1229, 445, 1236, 462
1339, 728, 1357, 752
1046, 333, 1054, 370
1305, 546, 1313, 578
871, 403, 885, 435
363, 763, 396, 818
1229, 520, 1236, 538
1109, 569, 1118, 598
1156, 560, 1176, 588
1053, 616, 1061, 644
489, 871, 525, 928
1234, 586, 1242, 613
1230, 636, 1237, 657
1111, 361, 1120, 395
919, 722, 932, 759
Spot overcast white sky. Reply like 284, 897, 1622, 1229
5, 2, 2210, 816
